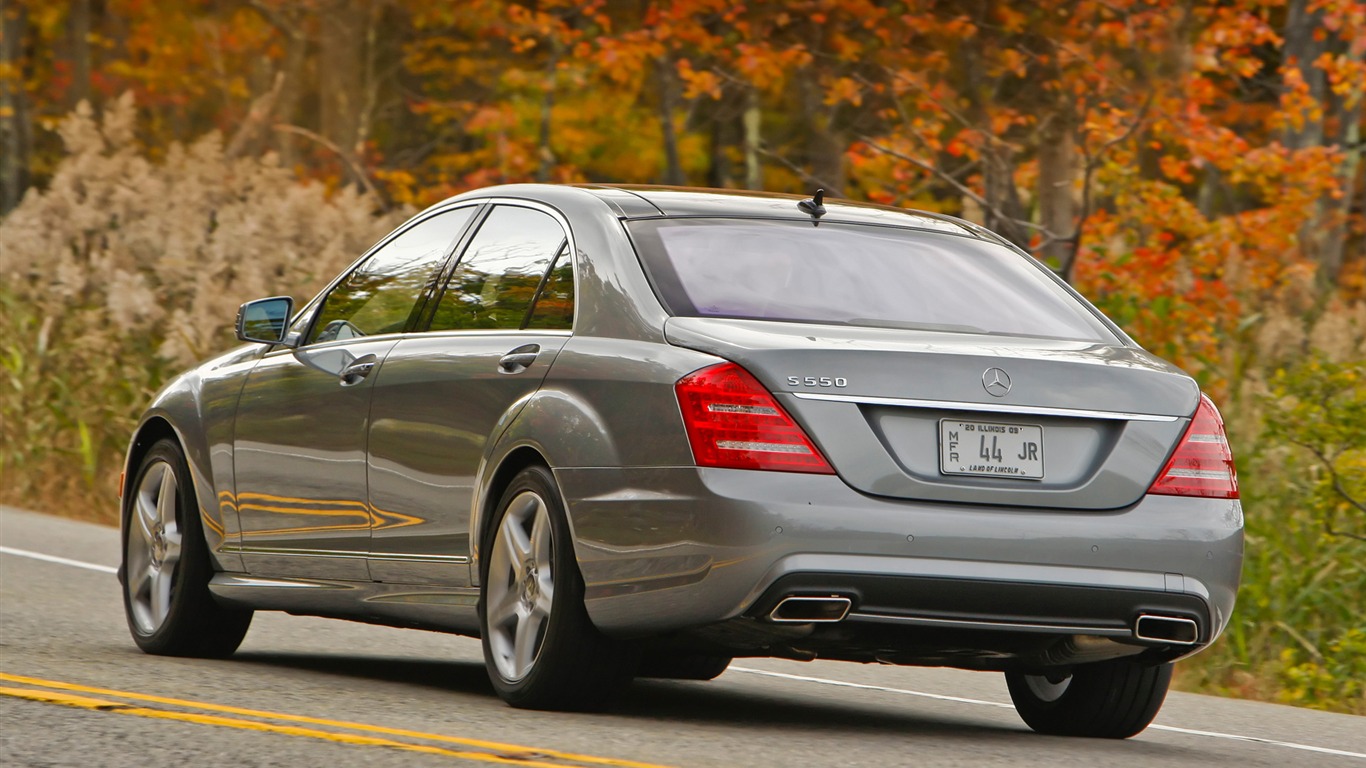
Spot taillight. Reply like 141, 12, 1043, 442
1149, 394, 1238, 499
675, 362, 835, 474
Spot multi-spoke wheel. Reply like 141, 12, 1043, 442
121, 438, 252, 657
484, 487, 556, 683
479, 465, 636, 710
1005, 659, 1173, 739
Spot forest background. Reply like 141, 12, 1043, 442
0, 0, 1362, 713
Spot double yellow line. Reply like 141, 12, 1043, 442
0, 672, 672, 767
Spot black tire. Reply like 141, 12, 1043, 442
479, 465, 637, 710
638, 652, 732, 681
120, 438, 252, 657
1005, 659, 1173, 738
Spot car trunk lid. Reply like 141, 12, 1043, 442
665, 317, 1198, 510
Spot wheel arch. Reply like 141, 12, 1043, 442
122, 407, 241, 572
472, 445, 554, 586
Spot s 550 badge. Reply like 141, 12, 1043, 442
787, 376, 848, 388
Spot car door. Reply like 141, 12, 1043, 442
365, 202, 577, 586
231, 205, 479, 580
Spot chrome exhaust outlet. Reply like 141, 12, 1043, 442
1134, 614, 1199, 645
769, 595, 853, 623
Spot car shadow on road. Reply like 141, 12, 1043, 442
225, 650, 1202, 758
231, 651, 494, 695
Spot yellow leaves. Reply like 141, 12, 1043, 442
1277, 66, 1322, 131
1315, 51, 1366, 100
823, 77, 862, 107
1159, 155, 1195, 184
675, 59, 721, 100
992, 49, 1029, 79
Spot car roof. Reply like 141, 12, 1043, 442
574, 184, 994, 241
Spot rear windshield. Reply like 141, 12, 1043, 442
627, 218, 1117, 343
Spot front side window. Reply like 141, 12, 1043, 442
308, 207, 475, 344
430, 205, 571, 331
627, 218, 1117, 343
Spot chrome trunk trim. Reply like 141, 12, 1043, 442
791, 392, 1180, 422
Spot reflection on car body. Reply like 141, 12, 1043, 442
119, 184, 1242, 739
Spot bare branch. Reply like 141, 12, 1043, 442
226, 73, 285, 159
856, 136, 1063, 249
752, 145, 843, 195
272, 124, 386, 209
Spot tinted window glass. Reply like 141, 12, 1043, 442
525, 243, 574, 329
309, 208, 474, 344
430, 206, 566, 331
627, 219, 1115, 342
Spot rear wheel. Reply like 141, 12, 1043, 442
479, 465, 636, 710
121, 439, 252, 657
1005, 659, 1173, 739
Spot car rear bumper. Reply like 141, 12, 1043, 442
556, 466, 1243, 663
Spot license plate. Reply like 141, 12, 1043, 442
939, 419, 1044, 480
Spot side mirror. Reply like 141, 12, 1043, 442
236, 296, 294, 345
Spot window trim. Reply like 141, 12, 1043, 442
519, 239, 570, 330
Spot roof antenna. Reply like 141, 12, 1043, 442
797, 188, 826, 223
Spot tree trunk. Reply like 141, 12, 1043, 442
959, 33, 1028, 250
656, 57, 685, 186
536, 50, 557, 183
68, 0, 93, 107
799, 73, 844, 195
1317, 85, 1362, 286
1283, 0, 1327, 151
319, 0, 368, 180
742, 87, 763, 190
0, 0, 32, 214
243, 0, 309, 164
1036, 109, 1078, 273
1282, 0, 1350, 289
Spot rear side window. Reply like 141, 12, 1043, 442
429, 205, 571, 331
627, 219, 1116, 343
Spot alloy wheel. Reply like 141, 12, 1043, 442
126, 459, 183, 635
485, 490, 556, 682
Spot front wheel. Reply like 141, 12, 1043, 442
1005, 659, 1173, 739
479, 465, 636, 710
121, 438, 252, 657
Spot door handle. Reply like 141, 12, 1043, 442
339, 354, 378, 386
498, 344, 541, 374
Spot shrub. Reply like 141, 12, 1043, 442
0, 95, 406, 516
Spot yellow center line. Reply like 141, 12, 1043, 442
0, 673, 672, 768
0, 686, 572, 766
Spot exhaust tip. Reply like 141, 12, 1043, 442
769, 595, 852, 623
1134, 614, 1199, 645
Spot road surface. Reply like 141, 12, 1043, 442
2, 505, 1362, 767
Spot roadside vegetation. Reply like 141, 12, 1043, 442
1, 1, 1361, 714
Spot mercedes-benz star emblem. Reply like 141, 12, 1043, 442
982, 367, 1012, 397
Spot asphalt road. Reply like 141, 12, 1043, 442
2, 505, 1362, 767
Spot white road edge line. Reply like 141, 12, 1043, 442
0, 546, 118, 575
730, 667, 1366, 760
3, 547, 1361, 761
731, 666, 1013, 708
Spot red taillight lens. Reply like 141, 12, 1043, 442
675, 362, 835, 474
1149, 394, 1239, 499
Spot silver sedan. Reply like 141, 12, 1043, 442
119, 184, 1243, 739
